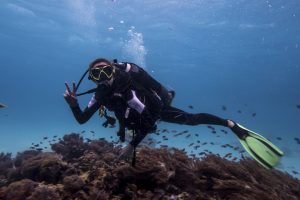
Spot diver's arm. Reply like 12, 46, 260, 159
70, 95, 100, 124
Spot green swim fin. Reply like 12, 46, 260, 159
231, 123, 284, 169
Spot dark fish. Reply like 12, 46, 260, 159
296, 105, 300, 109
160, 145, 168, 148
197, 140, 200, 143
221, 129, 228, 134
211, 130, 216, 134
40, 142, 43, 144
43, 137, 48, 140
34, 144, 39, 147
86, 138, 92, 142
232, 157, 238, 161
53, 135, 57, 138
163, 138, 169, 141
292, 170, 299, 175
224, 153, 232, 158
195, 134, 199, 137
182, 130, 189, 134
202, 142, 207, 145
276, 137, 282, 141
81, 130, 86, 133
207, 125, 215, 130
188, 105, 193, 109
90, 130, 95, 133
188, 143, 194, 147
0, 103, 6, 108
199, 152, 206, 155
171, 130, 177, 133
222, 105, 227, 111
36, 148, 43, 151
162, 129, 168, 133
252, 113, 256, 117
238, 110, 242, 114
210, 142, 214, 145
185, 134, 191, 138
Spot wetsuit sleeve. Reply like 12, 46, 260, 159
70, 95, 101, 124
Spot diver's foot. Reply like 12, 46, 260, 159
227, 119, 235, 128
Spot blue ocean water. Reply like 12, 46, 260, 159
0, 0, 299, 178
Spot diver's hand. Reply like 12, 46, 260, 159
64, 82, 78, 107
116, 144, 134, 161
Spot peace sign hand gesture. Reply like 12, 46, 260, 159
64, 82, 78, 107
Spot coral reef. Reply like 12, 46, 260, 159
0, 133, 299, 200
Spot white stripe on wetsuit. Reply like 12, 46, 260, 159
127, 90, 145, 114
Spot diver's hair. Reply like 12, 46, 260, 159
89, 58, 112, 69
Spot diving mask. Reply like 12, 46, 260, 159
88, 64, 115, 82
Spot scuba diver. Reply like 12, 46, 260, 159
64, 58, 284, 169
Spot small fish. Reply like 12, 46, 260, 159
188, 143, 194, 147
238, 110, 242, 114
36, 148, 43, 151
90, 130, 95, 133
276, 137, 282, 141
188, 105, 194, 109
211, 130, 216, 134
207, 125, 215, 130
43, 137, 48, 140
160, 145, 168, 148
197, 140, 200, 143
195, 134, 199, 137
53, 135, 57, 138
252, 113, 256, 117
171, 130, 177, 133
185, 134, 191, 138
162, 129, 169, 133
202, 142, 207, 145
34, 144, 39, 147
210, 142, 214, 145
232, 157, 238, 161
81, 130, 86, 133
292, 170, 299, 175
0, 103, 7, 108
296, 105, 300, 109
222, 105, 227, 111
224, 153, 232, 158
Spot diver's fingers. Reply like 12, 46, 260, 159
65, 82, 71, 94
72, 82, 77, 94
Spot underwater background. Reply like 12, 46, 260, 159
0, 0, 299, 179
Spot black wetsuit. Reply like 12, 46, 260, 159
69, 63, 228, 147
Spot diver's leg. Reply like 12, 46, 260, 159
160, 105, 230, 127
